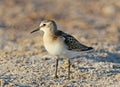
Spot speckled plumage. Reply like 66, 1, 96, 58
55, 30, 93, 51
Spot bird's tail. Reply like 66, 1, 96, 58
81, 47, 93, 51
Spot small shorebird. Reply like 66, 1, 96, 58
31, 20, 93, 79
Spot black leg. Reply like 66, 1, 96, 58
68, 59, 71, 79
55, 58, 59, 78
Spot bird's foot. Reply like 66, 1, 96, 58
54, 75, 59, 79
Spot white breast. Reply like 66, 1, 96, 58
43, 35, 67, 57
44, 42, 63, 56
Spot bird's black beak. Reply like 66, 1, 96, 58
31, 27, 40, 33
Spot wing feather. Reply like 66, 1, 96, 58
55, 30, 93, 51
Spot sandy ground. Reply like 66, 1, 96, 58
0, 0, 120, 87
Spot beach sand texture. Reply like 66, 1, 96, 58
0, 0, 120, 87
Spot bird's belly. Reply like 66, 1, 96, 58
44, 43, 82, 59
44, 42, 66, 56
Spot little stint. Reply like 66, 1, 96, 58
31, 20, 93, 79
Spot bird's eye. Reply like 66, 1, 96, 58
43, 24, 46, 26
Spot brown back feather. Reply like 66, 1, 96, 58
55, 30, 93, 51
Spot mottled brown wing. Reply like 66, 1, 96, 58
55, 30, 93, 51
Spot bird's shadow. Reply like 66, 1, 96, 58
70, 50, 120, 75
90, 52, 119, 63
72, 51, 120, 64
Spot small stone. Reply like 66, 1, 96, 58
115, 74, 120, 80
102, 5, 116, 16
0, 79, 5, 87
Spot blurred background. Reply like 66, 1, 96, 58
0, 1, 120, 86
0, 0, 120, 54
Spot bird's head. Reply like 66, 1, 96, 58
31, 20, 57, 34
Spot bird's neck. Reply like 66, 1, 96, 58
43, 30, 57, 42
